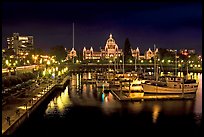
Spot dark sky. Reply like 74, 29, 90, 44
2, 1, 202, 54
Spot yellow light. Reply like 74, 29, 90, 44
43, 70, 46, 76
198, 64, 200, 67
168, 60, 171, 63
15, 60, 18, 64
47, 60, 50, 65
194, 65, 197, 67
49, 69, 51, 74
141, 60, 143, 63
56, 67, 58, 71
120, 60, 122, 63
27, 60, 30, 63
58, 71, 61, 76
40, 59, 42, 64
190, 64, 193, 67
178, 64, 181, 67
5, 60, 9, 65
162, 60, 164, 63
130, 60, 132, 63
149, 60, 152, 63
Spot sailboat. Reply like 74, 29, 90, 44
142, 45, 198, 94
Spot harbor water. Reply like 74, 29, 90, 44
13, 72, 202, 136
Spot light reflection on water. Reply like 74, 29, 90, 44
44, 72, 202, 127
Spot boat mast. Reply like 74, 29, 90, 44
123, 53, 124, 74
72, 22, 74, 64
175, 50, 177, 76
154, 44, 157, 81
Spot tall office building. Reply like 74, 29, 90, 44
7, 33, 34, 56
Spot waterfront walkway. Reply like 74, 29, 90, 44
2, 75, 69, 135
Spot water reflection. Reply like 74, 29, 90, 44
44, 72, 202, 125
152, 104, 161, 124
45, 86, 72, 116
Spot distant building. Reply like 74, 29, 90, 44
68, 33, 159, 61
7, 33, 33, 56
179, 49, 195, 55
188, 49, 195, 54
67, 48, 77, 60
144, 48, 158, 59
83, 34, 123, 60
131, 47, 140, 59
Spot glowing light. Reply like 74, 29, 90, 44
152, 104, 161, 123
58, 71, 61, 76
5, 60, 9, 65
43, 70, 46, 76
47, 60, 50, 65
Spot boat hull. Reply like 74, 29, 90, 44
143, 84, 198, 94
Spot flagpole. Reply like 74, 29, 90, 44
73, 22, 74, 63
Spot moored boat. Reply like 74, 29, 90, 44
143, 77, 198, 94
123, 79, 144, 98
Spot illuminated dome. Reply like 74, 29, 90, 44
105, 33, 118, 50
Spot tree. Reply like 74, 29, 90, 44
123, 38, 133, 63
158, 48, 174, 60
49, 45, 67, 61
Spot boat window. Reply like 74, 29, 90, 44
132, 84, 141, 86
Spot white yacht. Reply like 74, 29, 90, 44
143, 76, 198, 94
123, 79, 144, 98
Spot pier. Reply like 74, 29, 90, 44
2, 75, 70, 135
110, 89, 196, 101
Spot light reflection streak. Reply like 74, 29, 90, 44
194, 73, 202, 114
152, 104, 161, 124
45, 86, 72, 115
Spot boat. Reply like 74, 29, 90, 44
123, 79, 144, 98
96, 80, 110, 88
143, 79, 198, 94
81, 78, 96, 84
142, 45, 198, 94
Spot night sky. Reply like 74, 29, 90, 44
2, 1, 202, 54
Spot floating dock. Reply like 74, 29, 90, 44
110, 89, 196, 101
